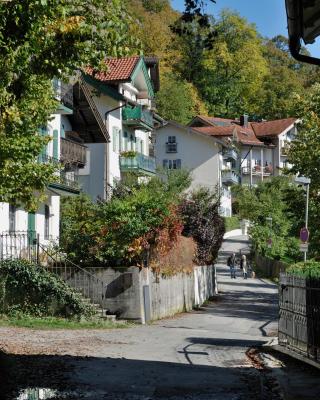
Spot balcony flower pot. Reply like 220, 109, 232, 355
120, 151, 137, 158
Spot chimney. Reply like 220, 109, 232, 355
240, 114, 249, 128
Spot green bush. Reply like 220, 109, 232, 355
224, 216, 240, 232
287, 260, 320, 278
60, 170, 192, 268
0, 259, 95, 317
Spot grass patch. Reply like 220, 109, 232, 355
224, 216, 240, 232
0, 314, 131, 330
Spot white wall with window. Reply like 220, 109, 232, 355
155, 122, 232, 216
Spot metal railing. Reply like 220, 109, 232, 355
223, 148, 238, 161
61, 137, 87, 166
0, 231, 38, 263
38, 244, 107, 315
221, 169, 240, 185
120, 153, 156, 174
122, 105, 154, 130
242, 165, 273, 176
37, 153, 80, 190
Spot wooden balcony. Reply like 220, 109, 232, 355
223, 148, 238, 162
60, 137, 87, 167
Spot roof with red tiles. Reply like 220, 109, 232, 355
85, 56, 141, 82
191, 115, 235, 127
192, 126, 236, 137
251, 118, 297, 137
192, 125, 264, 146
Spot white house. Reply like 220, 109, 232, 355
154, 121, 234, 217
0, 77, 108, 258
79, 56, 161, 200
189, 115, 300, 188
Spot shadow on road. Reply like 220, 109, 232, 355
0, 350, 261, 400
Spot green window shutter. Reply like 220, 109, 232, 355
119, 130, 122, 151
60, 125, 65, 139
53, 129, 59, 160
112, 127, 118, 152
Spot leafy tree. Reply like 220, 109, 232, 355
233, 177, 304, 262
198, 11, 267, 117
156, 74, 207, 124
0, 0, 139, 209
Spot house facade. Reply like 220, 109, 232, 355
189, 115, 299, 188
154, 121, 235, 217
79, 56, 161, 200
0, 77, 108, 256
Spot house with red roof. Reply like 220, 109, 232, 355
188, 115, 299, 187
154, 121, 235, 217
155, 114, 299, 215
78, 56, 161, 200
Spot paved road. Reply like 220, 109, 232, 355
3, 234, 320, 399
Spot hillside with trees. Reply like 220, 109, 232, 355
126, 0, 320, 122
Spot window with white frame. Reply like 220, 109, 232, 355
112, 127, 121, 152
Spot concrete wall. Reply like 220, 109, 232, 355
91, 265, 216, 323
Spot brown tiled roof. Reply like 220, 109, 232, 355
193, 115, 235, 126
251, 118, 297, 137
85, 57, 141, 82
192, 126, 236, 136
193, 125, 264, 146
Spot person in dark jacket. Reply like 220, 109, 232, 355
227, 253, 237, 279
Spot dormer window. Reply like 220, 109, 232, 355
166, 136, 177, 153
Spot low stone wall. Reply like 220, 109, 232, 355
254, 253, 287, 278
90, 265, 216, 323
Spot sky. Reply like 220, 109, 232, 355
171, 0, 320, 57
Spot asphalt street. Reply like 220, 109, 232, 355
3, 233, 320, 399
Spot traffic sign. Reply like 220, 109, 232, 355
300, 227, 309, 243
300, 243, 309, 252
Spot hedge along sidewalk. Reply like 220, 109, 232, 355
0, 314, 132, 330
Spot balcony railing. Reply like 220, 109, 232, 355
223, 148, 238, 162
221, 170, 240, 185
122, 106, 154, 130
120, 153, 156, 175
38, 153, 80, 192
242, 165, 273, 176
60, 137, 87, 166
53, 78, 73, 110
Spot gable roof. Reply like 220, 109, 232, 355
251, 118, 297, 137
85, 57, 140, 83
193, 125, 265, 147
189, 115, 235, 127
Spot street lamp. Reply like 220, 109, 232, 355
295, 176, 311, 262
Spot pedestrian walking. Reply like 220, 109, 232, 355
227, 253, 237, 279
241, 254, 248, 279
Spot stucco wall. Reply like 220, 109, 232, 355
155, 124, 221, 192
93, 265, 216, 323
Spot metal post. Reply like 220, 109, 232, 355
304, 183, 310, 262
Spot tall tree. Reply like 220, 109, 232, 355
0, 0, 139, 209
198, 11, 267, 117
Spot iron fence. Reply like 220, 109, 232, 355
0, 231, 39, 263
279, 273, 320, 363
